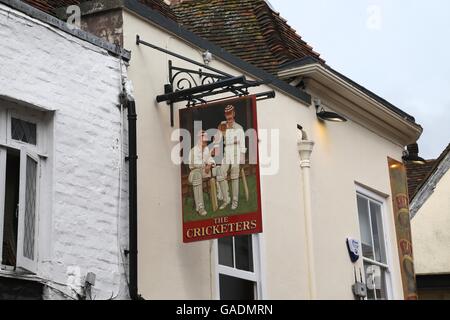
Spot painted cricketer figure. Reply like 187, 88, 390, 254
214, 105, 247, 210
188, 131, 215, 216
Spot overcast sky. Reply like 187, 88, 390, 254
270, 0, 450, 159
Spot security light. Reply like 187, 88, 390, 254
402, 143, 426, 165
402, 150, 426, 165
314, 99, 347, 123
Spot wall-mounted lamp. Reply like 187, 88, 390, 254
402, 143, 426, 165
314, 99, 347, 122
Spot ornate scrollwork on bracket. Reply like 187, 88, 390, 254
170, 66, 226, 92
172, 70, 198, 91
135, 37, 275, 127
163, 60, 263, 109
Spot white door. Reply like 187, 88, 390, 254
16, 148, 39, 273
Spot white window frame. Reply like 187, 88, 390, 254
6, 109, 43, 154
213, 234, 265, 300
356, 185, 394, 300
0, 107, 46, 274
16, 148, 40, 273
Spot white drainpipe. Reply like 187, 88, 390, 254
297, 131, 317, 299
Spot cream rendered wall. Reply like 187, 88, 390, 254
122, 11, 405, 300
306, 90, 405, 299
412, 169, 450, 275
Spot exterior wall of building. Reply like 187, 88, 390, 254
412, 168, 450, 275
0, 3, 129, 299
123, 11, 406, 300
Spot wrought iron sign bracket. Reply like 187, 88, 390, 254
136, 35, 276, 127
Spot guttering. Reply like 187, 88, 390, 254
49, 0, 311, 103
122, 94, 140, 300
297, 137, 317, 299
279, 58, 423, 145
52, 0, 311, 104
121, 0, 311, 106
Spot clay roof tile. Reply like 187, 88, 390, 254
172, 0, 323, 75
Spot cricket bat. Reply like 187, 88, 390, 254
210, 177, 218, 212
241, 168, 249, 202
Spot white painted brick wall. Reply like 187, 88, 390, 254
0, 4, 129, 299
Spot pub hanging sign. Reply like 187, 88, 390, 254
179, 96, 263, 243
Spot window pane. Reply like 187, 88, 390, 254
235, 235, 254, 272
364, 261, 388, 300
11, 118, 37, 145
219, 274, 255, 300
357, 195, 374, 260
218, 237, 234, 267
2, 151, 20, 266
377, 268, 388, 300
23, 156, 37, 260
370, 202, 386, 263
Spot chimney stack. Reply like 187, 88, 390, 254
407, 143, 420, 157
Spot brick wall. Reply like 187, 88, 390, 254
0, 3, 129, 299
